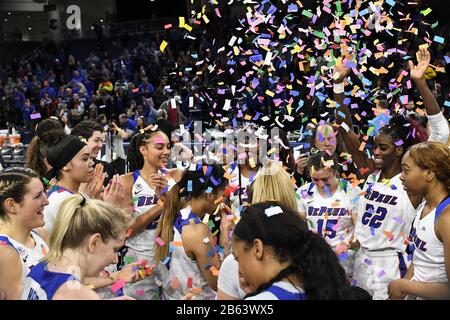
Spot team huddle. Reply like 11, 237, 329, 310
0, 51, 449, 300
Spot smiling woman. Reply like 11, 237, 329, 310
120, 128, 182, 300
21, 194, 135, 300
43, 135, 94, 234
0, 167, 49, 300
389, 142, 450, 300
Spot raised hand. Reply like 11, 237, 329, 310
79, 163, 105, 199
147, 173, 168, 199
333, 60, 352, 84
408, 47, 431, 81
102, 174, 127, 208
295, 155, 309, 175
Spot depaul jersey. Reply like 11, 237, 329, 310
245, 281, 307, 300
160, 207, 216, 300
126, 170, 176, 252
21, 261, 80, 300
354, 172, 416, 253
297, 179, 361, 250
227, 164, 259, 217
410, 198, 450, 283
43, 185, 74, 234
0, 231, 48, 285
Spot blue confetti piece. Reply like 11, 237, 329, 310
187, 180, 192, 192
338, 252, 348, 262
444, 101, 450, 107
250, 55, 263, 62
161, 256, 171, 265
386, 0, 396, 6
433, 35, 445, 44
288, 4, 298, 12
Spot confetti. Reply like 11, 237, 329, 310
155, 237, 165, 246
159, 41, 168, 52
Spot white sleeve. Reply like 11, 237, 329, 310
217, 255, 244, 299
427, 112, 449, 144
350, 185, 363, 215
245, 292, 278, 300
43, 193, 70, 234
296, 187, 308, 214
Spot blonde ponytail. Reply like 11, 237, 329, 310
45, 194, 133, 263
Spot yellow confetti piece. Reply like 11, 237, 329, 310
159, 41, 168, 52
202, 15, 210, 24
265, 90, 275, 97
249, 158, 256, 168
359, 142, 366, 151
183, 24, 193, 32
179, 17, 185, 27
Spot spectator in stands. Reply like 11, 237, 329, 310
119, 113, 138, 137
39, 80, 56, 100
20, 98, 37, 132
71, 120, 114, 186
155, 109, 174, 143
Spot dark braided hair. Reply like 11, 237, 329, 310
234, 202, 353, 300
127, 130, 168, 172
377, 114, 428, 155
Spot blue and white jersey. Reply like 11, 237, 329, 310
126, 170, 176, 252
43, 185, 74, 234
245, 281, 307, 300
411, 198, 450, 283
0, 231, 48, 285
160, 207, 216, 300
354, 172, 416, 253
228, 165, 259, 217
20, 261, 80, 300
297, 180, 361, 250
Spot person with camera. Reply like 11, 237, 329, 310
102, 116, 130, 175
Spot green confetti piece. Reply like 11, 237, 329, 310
124, 256, 135, 264
327, 60, 337, 68
301, 9, 313, 18
421, 8, 432, 16
431, 21, 439, 29
392, 88, 401, 96
336, 0, 342, 12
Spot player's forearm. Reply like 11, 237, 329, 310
413, 78, 440, 116
128, 205, 163, 236
405, 281, 450, 299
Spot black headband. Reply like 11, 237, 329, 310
45, 135, 87, 180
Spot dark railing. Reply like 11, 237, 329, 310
110, 17, 178, 34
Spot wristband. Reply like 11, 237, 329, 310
333, 82, 345, 94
